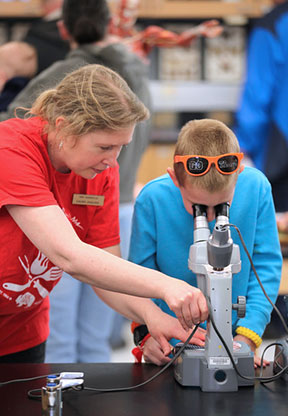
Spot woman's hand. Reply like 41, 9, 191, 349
143, 305, 206, 364
162, 279, 208, 331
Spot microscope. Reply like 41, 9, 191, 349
174, 203, 255, 392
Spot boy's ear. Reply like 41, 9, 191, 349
167, 167, 180, 188
239, 164, 245, 174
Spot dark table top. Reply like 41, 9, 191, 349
0, 362, 287, 416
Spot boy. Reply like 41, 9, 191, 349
129, 118, 282, 367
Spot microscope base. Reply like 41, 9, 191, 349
174, 343, 254, 392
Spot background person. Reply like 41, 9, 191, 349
234, 0, 288, 213
0, 0, 69, 102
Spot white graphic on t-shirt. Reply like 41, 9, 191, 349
62, 207, 83, 230
3, 251, 62, 307
16, 292, 35, 308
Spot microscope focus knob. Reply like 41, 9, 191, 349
232, 296, 246, 318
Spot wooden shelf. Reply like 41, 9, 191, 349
0, 0, 43, 17
137, 0, 272, 19
2, 0, 271, 19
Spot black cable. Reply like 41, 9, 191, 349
22, 326, 200, 397
27, 383, 84, 400
209, 306, 288, 382
83, 324, 200, 393
0, 373, 56, 387
225, 223, 288, 335
272, 343, 287, 375
259, 343, 280, 378
207, 222, 288, 383
27, 388, 42, 400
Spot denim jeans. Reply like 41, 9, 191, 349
45, 202, 134, 363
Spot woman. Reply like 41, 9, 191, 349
0, 64, 207, 362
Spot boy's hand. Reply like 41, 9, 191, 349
143, 327, 206, 366
163, 280, 208, 330
144, 308, 206, 364
234, 335, 270, 369
143, 336, 171, 366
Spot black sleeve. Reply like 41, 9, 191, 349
133, 325, 149, 346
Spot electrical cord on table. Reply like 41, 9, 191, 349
5, 325, 199, 398
27, 383, 83, 400
209, 223, 288, 383
0, 374, 53, 387
82, 323, 200, 393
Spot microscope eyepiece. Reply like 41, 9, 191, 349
214, 202, 230, 218
192, 204, 207, 218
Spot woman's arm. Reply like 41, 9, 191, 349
94, 284, 203, 358
6, 204, 208, 330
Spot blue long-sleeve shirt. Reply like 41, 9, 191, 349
129, 168, 282, 342
234, 3, 288, 207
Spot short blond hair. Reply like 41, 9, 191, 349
174, 119, 240, 192
29, 64, 149, 138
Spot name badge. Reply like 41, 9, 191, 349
72, 194, 105, 206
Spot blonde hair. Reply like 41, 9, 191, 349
29, 64, 149, 138
174, 119, 240, 192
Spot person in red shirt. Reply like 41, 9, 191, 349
0, 64, 207, 363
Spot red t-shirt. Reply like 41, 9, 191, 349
0, 117, 120, 356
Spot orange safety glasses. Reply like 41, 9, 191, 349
174, 153, 244, 176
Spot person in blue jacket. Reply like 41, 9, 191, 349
234, 0, 288, 212
129, 118, 282, 367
